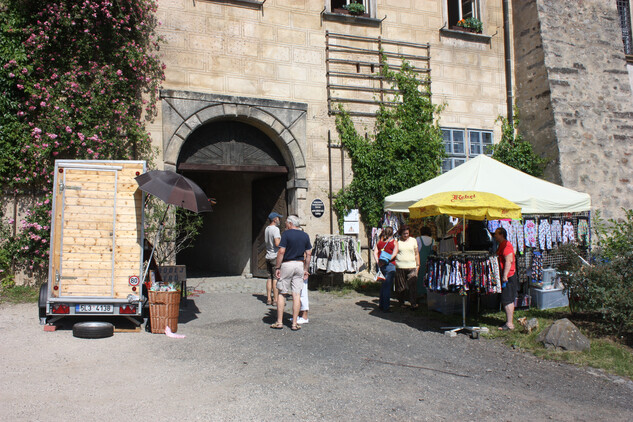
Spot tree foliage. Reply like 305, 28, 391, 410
490, 109, 545, 177
333, 60, 445, 232
559, 210, 633, 336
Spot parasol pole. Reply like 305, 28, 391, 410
142, 203, 171, 285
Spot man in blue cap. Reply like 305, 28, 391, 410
264, 212, 282, 306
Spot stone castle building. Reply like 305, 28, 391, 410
151, 0, 633, 276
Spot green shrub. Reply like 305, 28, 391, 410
559, 211, 633, 336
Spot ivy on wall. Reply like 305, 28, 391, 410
490, 110, 546, 178
333, 60, 445, 232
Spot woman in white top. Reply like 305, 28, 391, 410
395, 225, 420, 309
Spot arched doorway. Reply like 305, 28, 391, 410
176, 120, 288, 277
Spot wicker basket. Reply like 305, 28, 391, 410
149, 290, 180, 334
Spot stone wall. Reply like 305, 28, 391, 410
513, 0, 633, 219
154, 0, 510, 234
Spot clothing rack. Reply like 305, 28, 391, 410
309, 234, 364, 274
426, 251, 497, 337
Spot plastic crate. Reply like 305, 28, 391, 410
530, 287, 569, 310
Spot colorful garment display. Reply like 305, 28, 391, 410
538, 219, 552, 250
511, 220, 524, 254
577, 218, 589, 246
425, 253, 501, 295
524, 219, 538, 248
550, 219, 562, 244
530, 251, 543, 283
562, 220, 575, 244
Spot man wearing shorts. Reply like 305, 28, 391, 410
494, 227, 517, 330
264, 212, 282, 306
271, 215, 312, 331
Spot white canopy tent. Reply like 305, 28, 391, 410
384, 155, 591, 214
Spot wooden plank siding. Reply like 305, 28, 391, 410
50, 161, 145, 299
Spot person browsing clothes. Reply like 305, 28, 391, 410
264, 212, 282, 306
271, 215, 312, 331
494, 227, 517, 331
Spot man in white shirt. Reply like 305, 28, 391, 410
264, 212, 282, 306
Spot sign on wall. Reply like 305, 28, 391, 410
311, 199, 325, 218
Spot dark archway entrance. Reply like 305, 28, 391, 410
176, 120, 288, 277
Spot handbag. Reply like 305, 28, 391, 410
379, 239, 393, 263
375, 268, 385, 282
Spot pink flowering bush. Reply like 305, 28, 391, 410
0, 0, 165, 279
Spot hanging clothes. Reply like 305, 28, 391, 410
538, 219, 552, 250
425, 253, 500, 295
511, 220, 524, 255
416, 236, 434, 297
524, 219, 538, 249
309, 235, 364, 274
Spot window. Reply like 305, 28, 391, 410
442, 128, 466, 172
442, 128, 493, 172
330, 0, 369, 13
468, 129, 493, 156
617, 0, 632, 55
446, 0, 480, 28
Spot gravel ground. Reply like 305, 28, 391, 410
1, 276, 632, 421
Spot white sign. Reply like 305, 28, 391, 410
344, 209, 359, 222
343, 221, 360, 234
128, 275, 140, 287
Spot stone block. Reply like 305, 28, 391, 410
160, 0, 185, 10
414, 0, 439, 13
164, 134, 185, 165
226, 5, 260, 20
244, 61, 277, 78
293, 48, 323, 65
160, 30, 187, 49
243, 22, 275, 40
399, 11, 426, 27
207, 19, 241, 37
263, 81, 292, 98
290, 13, 322, 30
189, 34, 225, 52
227, 77, 260, 95
189, 72, 225, 91
262, 44, 292, 62
278, 28, 307, 45
227, 38, 259, 57
162, 50, 206, 71
277, 64, 308, 81
164, 68, 187, 85
195, 104, 224, 124
170, 13, 206, 33
387, 0, 411, 7
210, 56, 243, 74
293, 84, 324, 101
262, 8, 290, 26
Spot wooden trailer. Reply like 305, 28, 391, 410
40, 160, 146, 325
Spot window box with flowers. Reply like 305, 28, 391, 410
452, 17, 483, 34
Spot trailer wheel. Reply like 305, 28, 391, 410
72, 322, 114, 339
38, 282, 48, 324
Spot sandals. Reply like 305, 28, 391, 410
498, 324, 514, 331
270, 322, 283, 329
291, 324, 301, 331
266, 300, 272, 306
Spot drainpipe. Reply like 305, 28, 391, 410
503, 0, 514, 129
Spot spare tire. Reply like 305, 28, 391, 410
72, 321, 114, 339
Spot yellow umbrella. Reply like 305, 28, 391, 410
408, 191, 521, 220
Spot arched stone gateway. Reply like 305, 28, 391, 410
160, 90, 309, 276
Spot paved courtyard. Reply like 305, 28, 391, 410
1, 276, 632, 421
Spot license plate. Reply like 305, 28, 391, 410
75, 304, 113, 313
